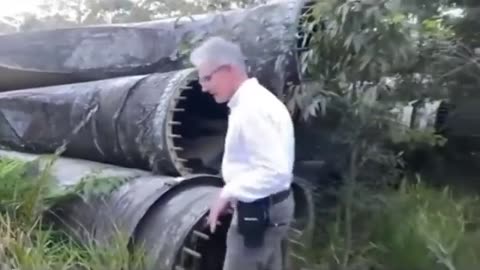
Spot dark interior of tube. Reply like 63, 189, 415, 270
171, 80, 229, 174
177, 213, 232, 270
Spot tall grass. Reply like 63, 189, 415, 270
301, 178, 480, 270
0, 155, 152, 269
3, 152, 479, 270
369, 181, 480, 270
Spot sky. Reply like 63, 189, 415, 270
0, 0, 202, 17
1, 0, 43, 17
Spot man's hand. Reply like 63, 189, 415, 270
207, 191, 230, 233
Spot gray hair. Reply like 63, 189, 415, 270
189, 36, 247, 72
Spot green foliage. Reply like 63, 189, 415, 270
0, 157, 57, 228
291, 0, 472, 114
45, 172, 130, 207
0, 154, 130, 220
0, 156, 149, 269
369, 181, 474, 270
292, 2, 422, 268
298, 0, 415, 96
421, 16, 455, 39
390, 128, 447, 149
0, 215, 150, 270
290, 1, 480, 270
301, 180, 480, 270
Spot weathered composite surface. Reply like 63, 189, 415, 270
0, 68, 229, 176
0, 149, 314, 270
0, 0, 318, 269
0, 0, 468, 268
0, 0, 313, 96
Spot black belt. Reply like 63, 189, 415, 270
268, 189, 290, 205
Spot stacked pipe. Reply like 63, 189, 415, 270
0, 149, 228, 269
0, 0, 317, 269
0, 68, 229, 176
0, 149, 314, 270
0, 0, 314, 96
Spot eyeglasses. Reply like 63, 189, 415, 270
199, 65, 228, 83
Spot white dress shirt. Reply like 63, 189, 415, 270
219, 77, 295, 203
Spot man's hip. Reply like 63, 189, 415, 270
223, 192, 295, 270
230, 188, 294, 226
230, 189, 295, 245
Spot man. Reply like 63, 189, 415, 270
189, 36, 295, 270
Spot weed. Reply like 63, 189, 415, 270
0, 155, 150, 269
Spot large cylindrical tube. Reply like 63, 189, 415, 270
0, 26, 178, 91
0, 68, 228, 176
0, 149, 315, 270
0, 0, 314, 95
52, 172, 314, 270
0, 149, 151, 186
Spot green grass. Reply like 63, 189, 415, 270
369, 182, 479, 270
0, 155, 152, 269
301, 178, 480, 270
2, 152, 480, 270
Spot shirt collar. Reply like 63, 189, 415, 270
227, 77, 258, 109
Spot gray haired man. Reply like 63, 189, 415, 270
189, 36, 295, 270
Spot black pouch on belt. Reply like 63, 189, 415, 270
236, 198, 270, 248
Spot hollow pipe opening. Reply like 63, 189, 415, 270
173, 212, 232, 270
166, 77, 229, 176
170, 182, 315, 270
172, 194, 313, 270
128, 176, 227, 270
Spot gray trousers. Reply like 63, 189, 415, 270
222, 193, 295, 270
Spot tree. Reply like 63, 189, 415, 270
288, 0, 455, 268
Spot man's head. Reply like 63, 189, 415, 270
189, 36, 248, 103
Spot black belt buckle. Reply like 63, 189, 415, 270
236, 198, 270, 248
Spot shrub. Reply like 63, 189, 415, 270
302, 180, 480, 270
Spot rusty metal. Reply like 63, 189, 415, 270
0, 0, 314, 96
0, 68, 228, 176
